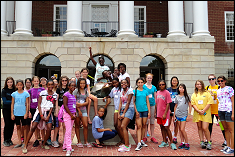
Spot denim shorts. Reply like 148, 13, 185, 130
176, 116, 187, 122
218, 111, 234, 122
138, 111, 148, 118
76, 109, 88, 117
120, 107, 134, 120
34, 111, 52, 124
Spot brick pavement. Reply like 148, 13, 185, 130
1, 115, 233, 156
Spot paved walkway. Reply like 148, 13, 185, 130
1, 114, 233, 156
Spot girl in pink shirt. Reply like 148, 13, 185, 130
155, 80, 177, 150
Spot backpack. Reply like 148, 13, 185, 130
58, 105, 64, 122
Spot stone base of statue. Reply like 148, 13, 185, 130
72, 98, 136, 145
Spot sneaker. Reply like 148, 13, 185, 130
206, 143, 212, 150
150, 137, 158, 144
184, 143, 190, 150
8, 140, 13, 146
204, 141, 208, 146
63, 149, 74, 152
135, 143, 142, 151
141, 140, 148, 147
147, 131, 150, 137
158, 141, 168, 148
47, 139, 52, 145
33, 140, 39, 147
224, 147, 234, 154
119, 144, 131, 148
178, 143, 185, 149
221, 146, 228, 152
66, 150, 71, 156
52, 141, 59, 148
170, 143, 177, 150
118, 146, 130, 152
200, 141, 206, 149
143, 137, 147, 143
173, 138, 177, 144
76, 143, 83, 148
41, 145, 50, 150
3, 141, 10, 147
222, 140, 227, 147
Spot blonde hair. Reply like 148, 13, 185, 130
194, 80, 206, 95
75, 70, 80, 74
145, 73, 154, 78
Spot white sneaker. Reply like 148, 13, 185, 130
119, 144, 131, 148
52, 141, 59, 148
141, 141, 148, 147
66, 150, 71, 156
135, 143, 142, 151
220, 146, 228, 152
118, 146, 130, 152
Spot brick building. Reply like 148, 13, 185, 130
1, 1, 234, 93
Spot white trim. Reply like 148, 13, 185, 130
224, 11, 234, 42
53, 5, 67, 32
134, 6, 146, 35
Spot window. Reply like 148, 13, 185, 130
225, 11, 234, 42
228, 68, 234, 78
92, 5, 109, 32
54, 5, 67, 35
134, 6, 146, 36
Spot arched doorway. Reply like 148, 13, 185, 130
87, 55, 114, 87
140, 55, 165, 87
35, 54, 61, 80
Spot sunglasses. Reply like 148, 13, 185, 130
217, 80, 224, 83
62, 80, 67, 82
208, 78, 215, 81
159, 84, 165, 86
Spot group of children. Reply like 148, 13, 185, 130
2, 61, 234, 155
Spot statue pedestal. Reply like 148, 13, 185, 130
72, 98, 136, 145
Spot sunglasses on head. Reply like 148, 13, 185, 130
159, 84, 165, 86
208, 78, 215, 81
217, 80, 224, 83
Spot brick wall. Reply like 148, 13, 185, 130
208, 1, 234, 54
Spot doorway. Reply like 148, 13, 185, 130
35, 54, 61, 81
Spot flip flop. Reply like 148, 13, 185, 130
92, 142, 103, 148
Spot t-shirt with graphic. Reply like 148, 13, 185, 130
143, 84, 157, 106
28, 87, 45, 109
73, 88, 89, 111
175, 95, 191, 118
39, 90, 57, 110
118, 72, 130, 82
167, 87, 178, 112
120, 87, 134, 108
94, 63, 110, 83
205, 85, 220, 114
109, 87, 121, 110
155, 90, 172, 119
92, 116, 104, 139
191, 91, 214, 123
11, 91, 30, 116
56, 87, 69, 107
217, 86, 234, 112
134, 89, 149, 112
63, 92, 76, 114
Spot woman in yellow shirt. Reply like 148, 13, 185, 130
205, 74, 226, 147
191, 80, 214, 150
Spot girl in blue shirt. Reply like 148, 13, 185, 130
134, 77, 150, 151
11, 80, 30, 148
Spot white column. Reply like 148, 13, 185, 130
6, 1, 15, 35
64, 1, 84, 37
192, 1, 210, 36
167, 1, 185, 37
13, 1, 33, 35
1, 1, 7, 35
184, 1, 193, 36
117, 1, 138, 38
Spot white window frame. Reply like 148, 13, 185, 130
134, 6, 146, 35
224, 11, 234, 42
91, 5, 109, 32
53, 5, 67, 33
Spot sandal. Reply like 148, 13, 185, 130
76, 143, 83, 148
41, 145, 50, 150
84, 143, 92, 148
116, 141, 124, 146
100, 142, 104, 146
92, 142, 103, 148
22, 148, 27, 154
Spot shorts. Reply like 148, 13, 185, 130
77, 109, 88, 117
138, 111, 148, 118
33, 111, 53, 124
26, 108, 37, 125
176, 116, 187, 122
218, 111, 234, 122
15, 116, 27, 126
147, 106, 155, 124
120, 107, 134, 120
170, 103, 175, 114
157, 117, 169, 126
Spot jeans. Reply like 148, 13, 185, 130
63, 111, 75, 151
3, 108, 15, 142
99, 130, 117, 142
